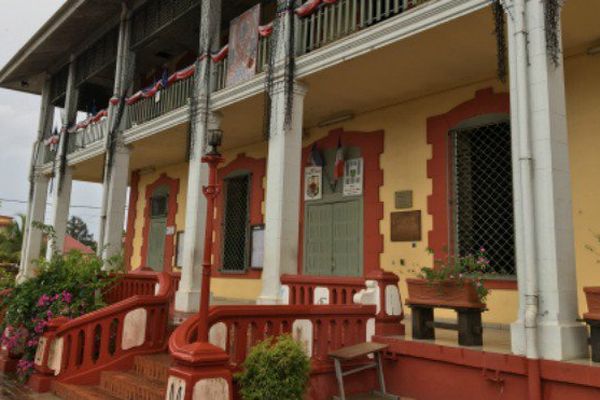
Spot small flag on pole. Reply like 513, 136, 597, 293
309, 143, 324, 167
333, 138, 345, 181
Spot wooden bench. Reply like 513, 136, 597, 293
329, 342, 399, 400
408, 303, 484, 346
584, 318, 600, 362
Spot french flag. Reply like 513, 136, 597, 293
333, 138, 344, 180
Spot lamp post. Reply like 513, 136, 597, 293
197, 128, 224, 342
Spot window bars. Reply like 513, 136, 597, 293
452, 121, 516, 277
222, 174, 251, 272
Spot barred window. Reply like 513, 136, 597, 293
221, 174, 251, 272
452, 120, 516, 276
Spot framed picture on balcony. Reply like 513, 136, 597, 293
305, 166, 323, 201
226, 4, 261, 87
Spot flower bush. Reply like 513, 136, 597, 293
0, 241, 122, 381
236, 335, 310, 400
418, 248, 492, 302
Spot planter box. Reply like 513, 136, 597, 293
406, 278, 485, 309
584, 287, 600, 319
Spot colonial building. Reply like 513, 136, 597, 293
2, 0, 600, 399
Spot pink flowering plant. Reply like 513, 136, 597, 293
1, 224, 122, 381
418, 248, 492, 302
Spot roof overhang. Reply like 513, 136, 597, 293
0, 0, 123, 96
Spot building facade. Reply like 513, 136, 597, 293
3, 0, 600, 398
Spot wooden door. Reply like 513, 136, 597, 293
304, 200, 361, 276
305, 203, 333, 275
147, 186, 169, 271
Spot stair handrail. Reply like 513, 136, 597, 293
30, 271, 176, 390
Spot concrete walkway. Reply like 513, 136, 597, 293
0, 374, 59, 400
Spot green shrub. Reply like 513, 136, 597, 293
236, 334, 311, 400
0, 230, 122, 381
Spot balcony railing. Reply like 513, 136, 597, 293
67, 117, 109, 155
297, 0, 430, 55
126, 75, 194, 128
213, 35, 270, 92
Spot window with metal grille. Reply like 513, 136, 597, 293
151, 195, 168, 217
221, 174, 251, 272
452, 120, 516, 277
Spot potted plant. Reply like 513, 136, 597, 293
406, 248, 491, 308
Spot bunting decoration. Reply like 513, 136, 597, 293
258, 23, 274, 38
295, 0, 338, 18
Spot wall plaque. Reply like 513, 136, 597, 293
391, 211, 422, 242
395, 190, 413, 209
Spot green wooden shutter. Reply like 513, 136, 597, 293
304, 204, 333, 276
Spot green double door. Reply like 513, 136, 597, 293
304, 200, 362, 277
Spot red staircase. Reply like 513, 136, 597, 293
53, 352, 172, 400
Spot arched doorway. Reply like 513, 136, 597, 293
147, 185, 169, 271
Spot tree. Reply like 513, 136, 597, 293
0, 214, 25, 265
66, 216, 97, 251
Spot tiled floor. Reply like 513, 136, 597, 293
396, 319, 598, 368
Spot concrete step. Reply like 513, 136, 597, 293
99, 370, 166, 400
53, 382, 120, 400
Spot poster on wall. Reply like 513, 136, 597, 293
226, 4, 261, 87
343, 158, 364, 196
305, 166, 323, 201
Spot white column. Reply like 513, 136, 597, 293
17, 173, 49, 282
258, 81, 307, 304
175, 112, 221, 312
47, 58, 78, 259
101, 142, 130, 269
175, 0, 222, 312
18, 77, 53, 281
46, 166, 73, 258
99, 4, 134, 254
508, 0, 587, 360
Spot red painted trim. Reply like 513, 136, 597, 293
484, 279, 518, 290
140, 174, 180, 272
298, 128, 385, 277
426, 88, 510, 265
376, 335, 600, 400
124, 170, 140, 271
212, 154, 266, 279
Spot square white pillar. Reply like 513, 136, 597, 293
175, 112, 221, 312
101, 142, 130, 270
508, 0, 587, 360
46, 165, 73, 259
17, 173, 49, 282
258, 81, 308, 305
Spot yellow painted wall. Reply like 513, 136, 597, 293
566, 52, 600, 319
129, 52, 600, 324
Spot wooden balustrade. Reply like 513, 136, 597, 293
297, 0, 431, 55
30, 271, 176, 391
126, 76, 194, 127
281, 274, 365, 305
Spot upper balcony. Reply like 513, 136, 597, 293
47, 0, 438, 174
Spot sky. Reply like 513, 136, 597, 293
0, 0, 104, 240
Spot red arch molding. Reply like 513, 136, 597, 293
139, 173, 180, 272
212, 153, 267, 278
298, 128, 385, 276
426, 88, 513, 290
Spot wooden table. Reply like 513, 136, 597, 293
329, 342, 399, 400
